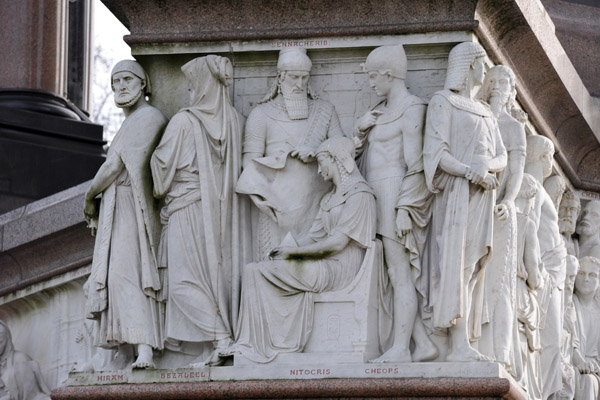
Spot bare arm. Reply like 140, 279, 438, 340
269, 231, 350, 260
488, 121, 508, 173
402, 105, 425, 171
439, 152, 469, 177
501, 150, 525, 204
84, 155, 124, 222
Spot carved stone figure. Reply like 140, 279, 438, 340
422, 42, 507, 362
479, 65, 526, 372
151, 56, 242, 367
524, 135, 567, 399
513, 173, 544, 400
236, 48, 344, 260
353, 44, 436, 363
0, 320, 51, 400
83, 60, 167, 369
544, 175, 567, 211
572, 256, 600, 400
576, 200, 600, 259
554, 255, 579, 400
225, 137, 376, 363
558, 190, 581, 256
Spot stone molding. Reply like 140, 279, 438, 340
0, 181, 94, 297
475, 0, 600, 191
102, 0, 479, 45
53, 376, 526, 399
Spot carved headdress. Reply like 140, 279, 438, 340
260, 48, 317, 103
277, 48, 312, 72
444, 42, 486, 92
110, 59, 152, 96
361, 44, 407, 79
316, 136, 356, 174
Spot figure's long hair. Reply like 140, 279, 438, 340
444, 42, 486, 92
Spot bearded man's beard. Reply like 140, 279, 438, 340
280, 84, 308, 120
115, 89, 143, 108
487, 91, 510, 111
558, 218, 575, 236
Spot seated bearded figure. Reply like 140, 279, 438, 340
224, 137, 376, 363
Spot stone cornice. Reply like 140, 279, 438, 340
0, 181, 94, 297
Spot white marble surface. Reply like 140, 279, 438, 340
66, 361, 511, 386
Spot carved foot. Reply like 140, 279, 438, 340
368, 346, 412, 363
412, 344, 439, 362
446, 345, 490, 363
132, 344, 155, 369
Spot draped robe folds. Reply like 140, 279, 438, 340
422, 90, 506, 334
480, 113, 526, 371
0, 351, 51, 400
514, 213, 543, 400
230, 183, 376, 363
151, 71, 243, 344
573, 295, 600, 400
85, 105, 166, 349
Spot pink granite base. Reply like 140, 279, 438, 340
51, 377, 527, 399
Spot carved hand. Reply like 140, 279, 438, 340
479, 173, 499, 191
357, 110, 383, 132
494, 199, 514, 221
395, 209, 413, 238
577, 360, 597, 374
353, 135, 364, 149
467, 163, 488, 185
83, 195, 99, 223
526, 268, 542, 290
268, 246, 294, 260
291, 146, 315, 163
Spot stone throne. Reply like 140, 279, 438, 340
236, 239, 385, 365
305, 239, 384, 362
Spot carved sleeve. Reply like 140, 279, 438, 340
243, 107, 267, 156
331, 191, 376, 248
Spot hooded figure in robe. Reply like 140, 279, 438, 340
151, 55, 243, 366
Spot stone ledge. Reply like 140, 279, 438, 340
0, 181, 94, 297
52, 377, 525, 399
56, 362, 527, 399
101, 0, 479, 46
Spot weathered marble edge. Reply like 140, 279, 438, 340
130, 32, 474, 56
52, 375, 526, 399
66, 362, 509, 386
0, 181, 90, 252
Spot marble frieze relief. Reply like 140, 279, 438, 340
58, 35, 600, 400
